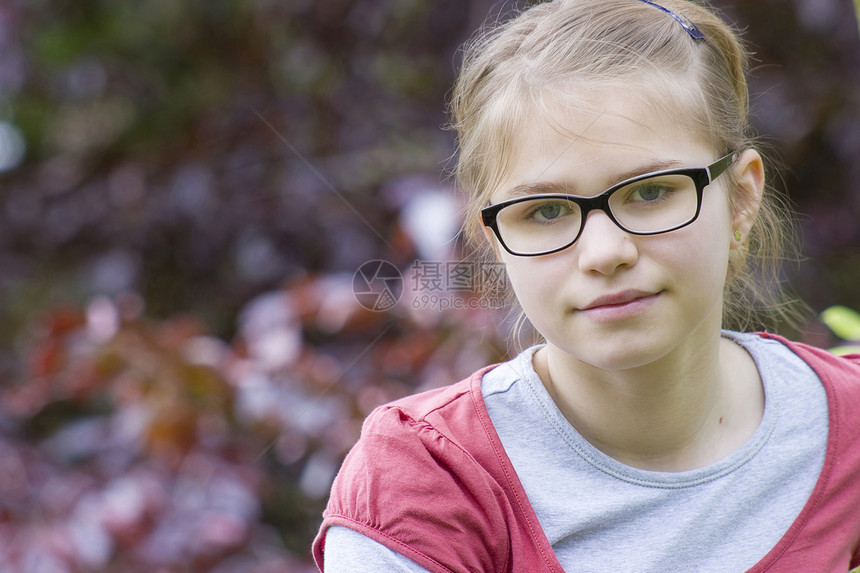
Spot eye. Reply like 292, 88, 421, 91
629, 182, 672, 203
524, 199, 574, 223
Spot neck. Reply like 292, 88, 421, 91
535, 331, 763, 472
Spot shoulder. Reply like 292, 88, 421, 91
381, 366, 491, 425
342, 373, 488, 477
348, 363, 497, 454
755, 332, 860, 431
754, 332, 860, 383
314, 364, 515, 572
339, 362, 504, 488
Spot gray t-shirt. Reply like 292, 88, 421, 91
324, 332, 828, 572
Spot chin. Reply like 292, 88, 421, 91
548, 327, 681, 371
578, 348, 669, 372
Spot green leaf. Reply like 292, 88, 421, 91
829, 345, 860, 356
855, 0, 860, 36
820, 305, 860, 341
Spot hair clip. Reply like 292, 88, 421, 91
637, 0, 705, 40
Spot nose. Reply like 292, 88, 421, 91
575, 210, 638, 275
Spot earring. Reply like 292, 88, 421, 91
733, 230, 742, 242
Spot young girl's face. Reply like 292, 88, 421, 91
488, 91, 746, 371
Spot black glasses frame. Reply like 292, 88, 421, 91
481, 152, 737, 257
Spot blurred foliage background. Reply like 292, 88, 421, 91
0, 0, 858, 570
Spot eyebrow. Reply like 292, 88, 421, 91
498, 159, 686, 201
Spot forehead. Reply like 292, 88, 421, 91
488, 84, 714, 200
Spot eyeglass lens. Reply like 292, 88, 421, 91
495, 173, 699, 255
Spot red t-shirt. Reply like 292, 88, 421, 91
313, 335, 860, 572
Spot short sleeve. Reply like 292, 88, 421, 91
312, 404, 515, 573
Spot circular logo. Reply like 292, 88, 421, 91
353, 260, 403, 311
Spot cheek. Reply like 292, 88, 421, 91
674, 189, 733, 263
704, 185, 736, 236
656, 215, 732, 285
502, 258, 561, 310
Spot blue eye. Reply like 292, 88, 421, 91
629, 183, 671, 203
534, 203, 564, 221
521, 200, 575, 223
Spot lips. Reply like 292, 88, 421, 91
580, 289, 658, 311
577, 289, 662, 322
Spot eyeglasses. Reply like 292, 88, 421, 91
481, 152, 736, 257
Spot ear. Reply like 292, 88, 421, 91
729, 149, 764, 249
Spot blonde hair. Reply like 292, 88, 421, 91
449, 0, 798, 332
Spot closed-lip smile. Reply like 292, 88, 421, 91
580, 289, 661, 312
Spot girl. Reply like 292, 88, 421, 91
314, 0, 860, 571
